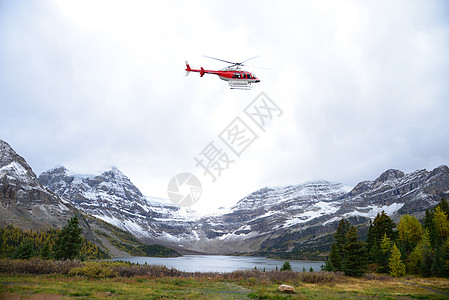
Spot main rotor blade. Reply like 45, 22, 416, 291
203, 55, 236, 65
240, 56, 259, 64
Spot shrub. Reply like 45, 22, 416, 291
69, 262, 117, 279
0, 258, 80, 274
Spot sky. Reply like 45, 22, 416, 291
1, 0, 449, 212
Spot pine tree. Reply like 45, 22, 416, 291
280, 261, 292, 271
441, 238, 449, 277
342, 226, 368, 276
53, 216, 83, 260
389, 243, 406, 277
423, 209, 438, 249
378, 232, 392, 273
40, 241, 51, 259
367, 211, 396, 248
431, 247, 443, 277
369, 241, 383, 270
334, 219, 350, 269
12, 241, 34, 259
367, 211, 396, 267
323, 242, 339, 271
324, 219, 350, 272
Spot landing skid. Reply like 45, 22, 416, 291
228, 81, 252, 90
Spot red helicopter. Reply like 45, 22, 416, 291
185, 56, 260, 90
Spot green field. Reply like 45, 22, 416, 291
1, 259, 449, 299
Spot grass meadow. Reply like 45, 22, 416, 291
1, 259, 449, 299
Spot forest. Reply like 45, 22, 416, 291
323, 198, 449, 277
0, 216, 109, 260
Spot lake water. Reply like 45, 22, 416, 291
111, 255, 324, 273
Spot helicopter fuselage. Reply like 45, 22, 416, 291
185, 62, 260, 89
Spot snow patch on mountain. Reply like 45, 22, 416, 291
344, 203, 404, 219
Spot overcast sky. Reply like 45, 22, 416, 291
1, 0, 448, 212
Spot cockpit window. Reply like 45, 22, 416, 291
251, 73, 257, 79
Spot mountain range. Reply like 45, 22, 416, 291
1, 138, 449, 259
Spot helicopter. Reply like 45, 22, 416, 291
185, 56, 260, 90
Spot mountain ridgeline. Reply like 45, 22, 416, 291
1, 139, 449, 259
37, 155, 449, 259
0, 139, 180, 258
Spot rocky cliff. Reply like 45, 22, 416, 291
0, 140, 75, 230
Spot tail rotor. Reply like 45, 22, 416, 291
185, 61, 191, 76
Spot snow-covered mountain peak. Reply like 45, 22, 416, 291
101, 167, 129, 181
0, 140, 36, 182
38, 166, 187, 241
231, 180, 349, 212
374, 169, 405, 186
0, 140, 41, 188
0, 140, 75, 230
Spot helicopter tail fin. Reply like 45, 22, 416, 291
185, 61, 191, 76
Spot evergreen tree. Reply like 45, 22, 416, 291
324, 219, 350, 272
323, 242, 339, 271
421, 251, 433, 277
280, 261, 292, 271
423, 209, 439, 249
378, 232, 392, 273
389, 243, 406, 277
441, 238, 449, 277
367, 211, 396, 248
53, 216, 83, 260
12, 241, 34, 259
367, 211, 396, 266
431, 247, 443, 277
342, 226, 368, 276
368, 241, 383, 270
334, 219, 350, 268
40, 241, 51, 259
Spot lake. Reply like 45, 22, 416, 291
111, 255, 324, 273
